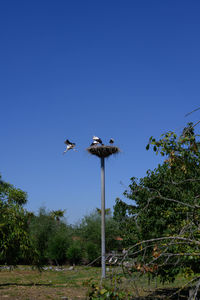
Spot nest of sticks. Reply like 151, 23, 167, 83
87, 145, 120, 158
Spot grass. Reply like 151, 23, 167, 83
0, 266, 101, 300
0, 265, 197, 300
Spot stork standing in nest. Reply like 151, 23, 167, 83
90, 140, 100, 146
92, 136, 102, 144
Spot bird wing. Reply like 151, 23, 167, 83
93, 136, 102, 143
65, 139, 75, 146
93, 136, 99, 141
64, 139, 71, 145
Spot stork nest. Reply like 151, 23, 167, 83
87, 145, 120, 158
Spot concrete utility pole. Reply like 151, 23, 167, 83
101, 157, 106, 278
87, 144, 119, 278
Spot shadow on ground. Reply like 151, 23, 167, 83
134, 287, 199, 299
0, 282, 53, 287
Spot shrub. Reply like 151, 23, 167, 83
84, 277, 132, 299
46, 224, 71, 264
66, 242, 83, 264
85, 242, 100, 264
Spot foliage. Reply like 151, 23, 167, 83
85, 242, 100, 263
113, 123, 200, 283
0, 174, 27, 205
29, 207, 72, 265
66, 242, 83, 264
85, 277, 131, 300
96, 208, 111, 216
50, 209, 66, 222
0, 174, 39, 266
28, 208, 122, 266
28, 207, 55, 264
76, 211, 122, 259
46, 223, 72, 264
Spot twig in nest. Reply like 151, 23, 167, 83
87, 145, 120, 158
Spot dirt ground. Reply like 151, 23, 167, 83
0, 285, 86, 300
0, 286, 86, 300
0, 267, 96, 300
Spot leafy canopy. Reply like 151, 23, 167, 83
0, 174, 39, 266
114, 123, 200, 282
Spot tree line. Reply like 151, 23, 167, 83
0, 178, 122, 267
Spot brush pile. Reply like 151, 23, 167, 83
87, 145, 120, 158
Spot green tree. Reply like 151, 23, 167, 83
96, 208, 111, 216
29, 207, 57, 264
50, 209, 66, 222
66, 242, 83, 265
0, 174, 38, 266
29, 207, 72, 265
75, 210, 122, 263
114, 124, 200, 284
46, 223, 72, 264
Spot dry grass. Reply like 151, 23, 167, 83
0, 266, 101, 300
0, 266, 195, 300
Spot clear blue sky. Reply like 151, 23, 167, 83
1, 0, 200, 224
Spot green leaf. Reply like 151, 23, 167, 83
100, 288, 107, 295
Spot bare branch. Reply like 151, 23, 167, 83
185, 107, 200, 117
171, 178, 200, 185
149, 188, 200, 209
128, 236, 200, 252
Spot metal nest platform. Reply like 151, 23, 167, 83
87, 145, 120, 158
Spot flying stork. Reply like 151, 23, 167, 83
63, 139, 76, 154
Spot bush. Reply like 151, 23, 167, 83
28, 207, 72, 265
84, 277, 132, 299
28, 208, 56, 264
76, 211, 122, 254
46, 224, 71, 265
85, 242, 100, 264
66, 242, 83, 264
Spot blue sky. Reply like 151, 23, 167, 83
0, 0, 200, 224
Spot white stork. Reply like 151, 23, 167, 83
63, 139, 76, 154
93, 136, 103, 144
90, 140, 99, 147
